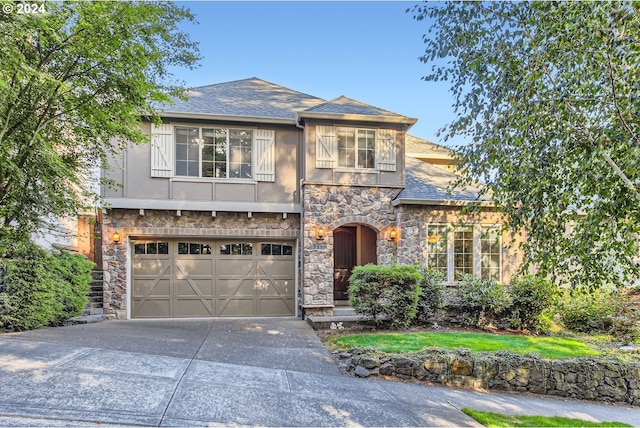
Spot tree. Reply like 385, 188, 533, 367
411, 1, 640, 289
0, 1, 200, 245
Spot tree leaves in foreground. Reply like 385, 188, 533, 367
0, 1, 200, 244
412, 1, 640, 289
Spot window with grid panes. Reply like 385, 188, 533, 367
337, 128, 375, 168
480, 227, 501, 281
426, 225, 448, 277
454, 227, 474, 279
175, 127, 253, 179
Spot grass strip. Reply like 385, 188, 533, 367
461, 408, 631, 427
329, 331, 600, 359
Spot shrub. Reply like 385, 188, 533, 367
415, 267, 446, 324
0, 242, 92, 331
456, 274, 510, 327
349, 264, 422, 329
559, 287, 640, 341
49, 250, 93, 325
506, 276, 560, 331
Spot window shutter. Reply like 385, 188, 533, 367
150, 123, 173, 178
315, 126, 337, 168
376, 129, 396, 172
255, 129, 275, 182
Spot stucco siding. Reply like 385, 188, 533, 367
103, 122, 301, 209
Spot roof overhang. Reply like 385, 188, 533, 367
157, 111, 296, 125
297, 112, 418, 126
391, 198, 495, 207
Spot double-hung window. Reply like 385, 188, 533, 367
337, 128, 376, 169
426, 224, 502, 282
175, 127, 253, 179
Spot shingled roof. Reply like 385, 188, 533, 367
405, 134, 452, 158
157, 77, 325, 121
302, 96, 404, 117
393, 157, 491, 206
157, 78, 416, 125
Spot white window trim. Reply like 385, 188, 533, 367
337, 127, 377, 170
426, 224, 503, 284
174, 125, 258, 180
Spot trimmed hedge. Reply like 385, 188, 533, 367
0, 242, 92, 331
349, 264, 421, 329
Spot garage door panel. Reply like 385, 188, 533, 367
132, 299, 171, 318
133, 259, 170, 273
216, 259, 253, 276
175, 279, 213, 297
256, 279, 293, 297
217, 298, 254, 317
175, 299, 214, 317
216, 278, 255, 297
175, 259, 213, 277
258, 297, 295, 316
133, 278, 171, 298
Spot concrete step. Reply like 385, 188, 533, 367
68, 314, 106, 325
333, 306, 357, 316
306, 314, 369, 330
81, 307, 104, 316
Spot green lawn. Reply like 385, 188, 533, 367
462, 408, 631, 427
328, 331, 600, 359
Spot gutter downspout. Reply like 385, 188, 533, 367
296, 115, 306, 319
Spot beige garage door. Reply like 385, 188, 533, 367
131, 240, 296, 318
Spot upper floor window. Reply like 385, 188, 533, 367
315, 126, 396, 171
337, 128, 376, 169
175, 127, 253, 179
426, 224, 502, 283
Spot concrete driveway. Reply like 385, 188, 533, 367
0, 319, 638, 427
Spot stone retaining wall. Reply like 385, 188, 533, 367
335, 349, 640, 406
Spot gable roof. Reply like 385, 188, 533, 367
405, 134, 452, 159
300, 95, 415, 123
393, 157, 491, 206
156, 77, 416, 126
156, 77, 325, 123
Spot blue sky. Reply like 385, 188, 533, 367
174, 1, 465, 147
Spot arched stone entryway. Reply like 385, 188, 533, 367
333, 224, 378, 301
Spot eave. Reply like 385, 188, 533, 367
297, 111, 418, 126
157, 111, 296, 125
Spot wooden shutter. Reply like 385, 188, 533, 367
376, 129, 396, 172
315, 126, 337, 169
255, 129, 275, 182
150, 123, 173, 178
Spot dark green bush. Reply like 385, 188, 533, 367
0, 242, 92, 331
415, 267, 445, 324
349, 264, 422, 329
456, 274, 510, 327
506, 276, 560, 331
559, 287, 640, 341
49, 250, 93, 325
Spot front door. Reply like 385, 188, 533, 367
333, 227, 357, 300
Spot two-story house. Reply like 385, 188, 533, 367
100, 78, 522, 319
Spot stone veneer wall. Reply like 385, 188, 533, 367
102, 209, 300, 319
337, 349, 640, 406
396, 205, 523, 285
302, 184, 401, 316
